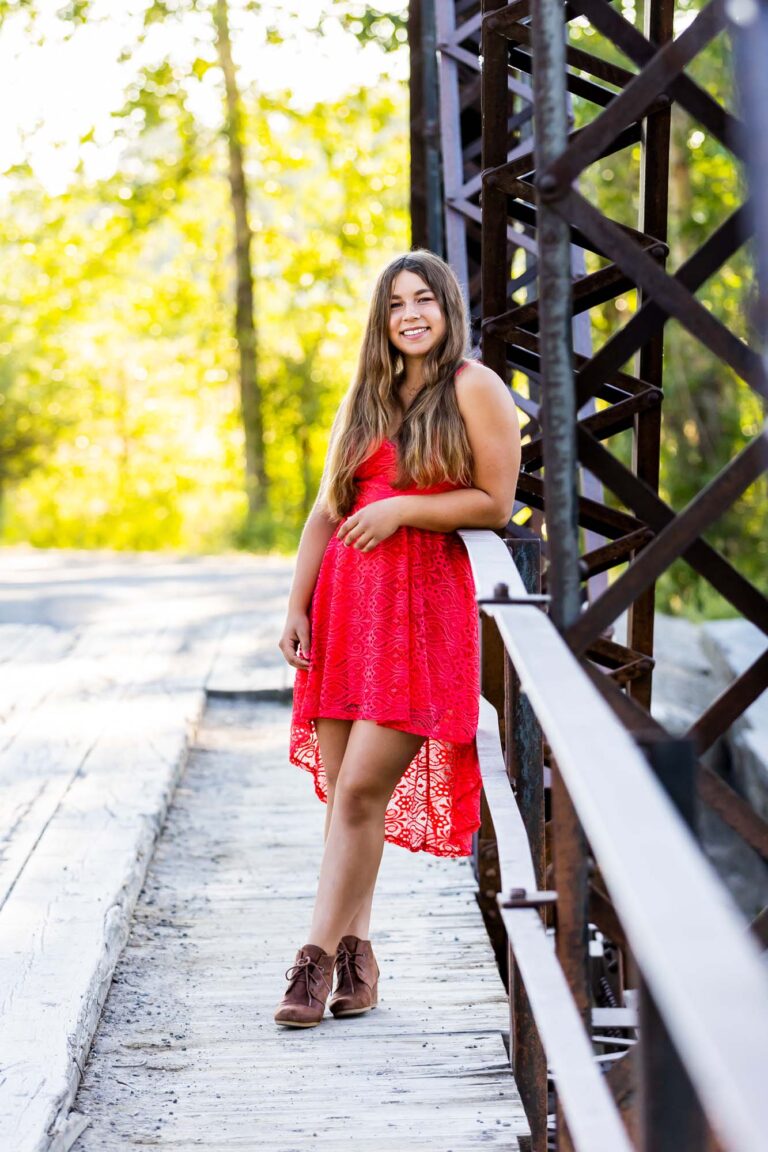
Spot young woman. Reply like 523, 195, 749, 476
275, 249, 521, 1027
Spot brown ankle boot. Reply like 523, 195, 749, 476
274, 944, 335, 1028
328, 935, 380, 1017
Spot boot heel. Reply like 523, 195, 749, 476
328, 935, 380, 1018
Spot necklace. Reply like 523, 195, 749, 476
399, 382, 424, 411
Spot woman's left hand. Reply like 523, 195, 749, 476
337, 498, 402, 552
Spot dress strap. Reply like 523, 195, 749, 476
456, 360, 469, 376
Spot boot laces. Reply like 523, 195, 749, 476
336, 943, 372, 992
284, 955, 332, 1007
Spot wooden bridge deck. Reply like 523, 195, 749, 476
71, 698, 526, 1150
0, 551, 526, 1152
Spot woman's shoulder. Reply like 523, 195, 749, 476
454, 359, 509, 400
453, 359, 519, 433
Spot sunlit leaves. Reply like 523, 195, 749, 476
334, 4, 407, 52
0, 80, 408, 550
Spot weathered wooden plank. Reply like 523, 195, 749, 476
0, 623, 43, 659
0, 621, 225, 1152
0, 625, 74, 730
68, 700, 527, 1150
0, 626, 197, 910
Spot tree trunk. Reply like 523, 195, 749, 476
213, 0, 267, 521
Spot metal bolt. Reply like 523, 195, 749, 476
493, 582, 510, 599
537, 173, 559, 197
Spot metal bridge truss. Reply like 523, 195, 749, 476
409, 1, 768, 1148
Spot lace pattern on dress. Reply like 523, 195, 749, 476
288, 434, 482, 858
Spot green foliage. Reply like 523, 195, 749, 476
333, 4, 408, 51
0, 72, 409, 550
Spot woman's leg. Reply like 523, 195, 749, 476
315, 718, 376, 939
307, 720, 425, 955
314, 718, 351, 843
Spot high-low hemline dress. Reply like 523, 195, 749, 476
289, 416, 482, 858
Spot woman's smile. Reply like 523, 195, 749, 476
388, 269, 446, 356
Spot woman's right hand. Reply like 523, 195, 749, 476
278, 610, 312, 670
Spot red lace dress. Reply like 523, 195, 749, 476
289, 431, 482, 858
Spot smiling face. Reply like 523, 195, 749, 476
387, 269, 447, 360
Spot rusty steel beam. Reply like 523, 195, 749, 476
480, 0, 510, 380
578, 528, 655, 581
530, 13, 591, 1148
575, 205, 750, 410
554, 189, 766, 395
531, 0, 580, 633
408, 0, 428, 248
413, 4, 768, 1148
582, 659, 768, 864
574, 429, 768, 635
541, 3, 725, 191
567, 430, 768, 655
569, 0, 745, 155
687, 649, 768, 755
515, 471, 645, 539
435, 1, 469, 296
522, 389, 662, 473
628, 0, 672, 709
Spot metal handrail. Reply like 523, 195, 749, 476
477, 697, 633, 1151
459, 528, 768, 1152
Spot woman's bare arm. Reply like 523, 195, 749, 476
280, 502, 338, 670
279, 407, 344, 667
337, 362, 521, 549
287, 506, 338, 615
398, 362, 520, 529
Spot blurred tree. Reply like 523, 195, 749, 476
0, 0, 409, 541
213, 0, 266, 522
0, 80, 409, 550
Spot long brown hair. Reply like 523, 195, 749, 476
323, 249, 474, 519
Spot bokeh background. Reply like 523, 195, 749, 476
0, 1, 410, 554
0, 0, 764, 617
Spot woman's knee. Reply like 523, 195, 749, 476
330, 721, 422, 827
334, 773, 389, 826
